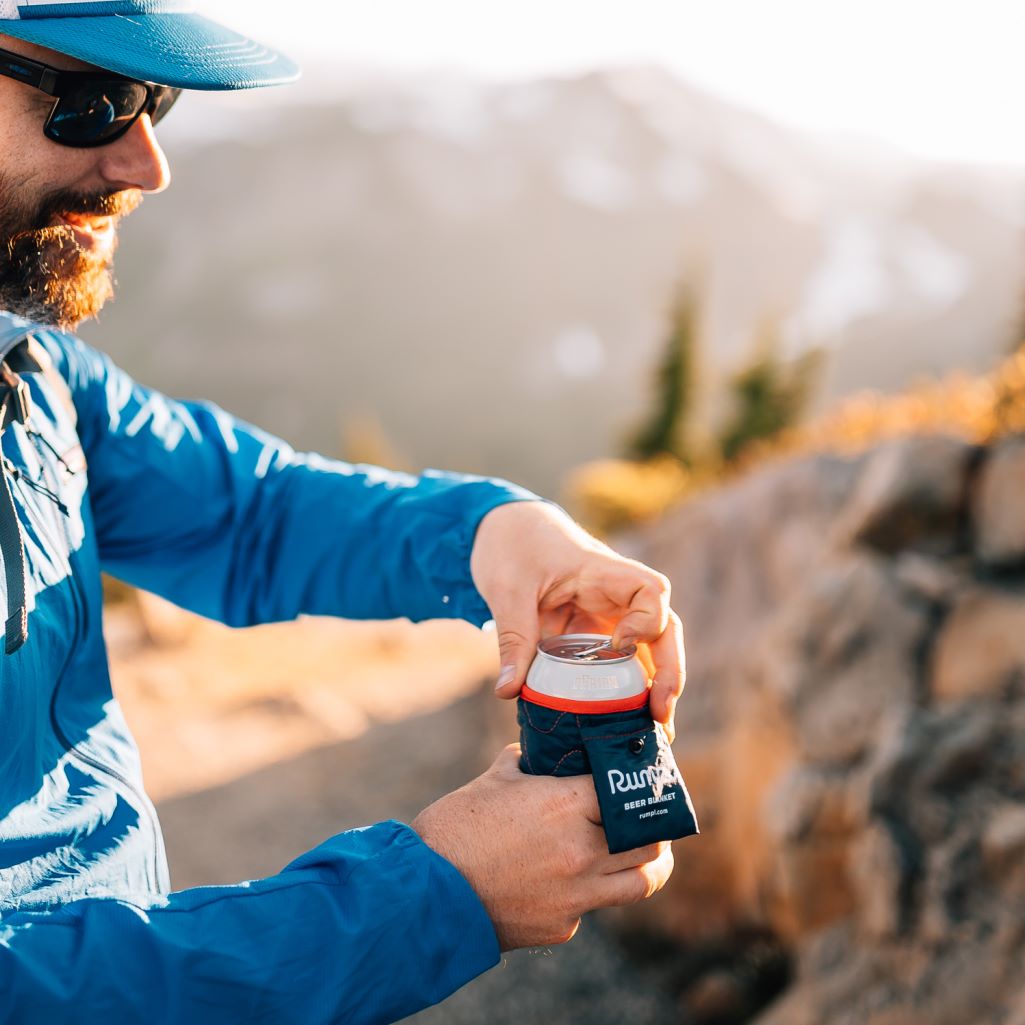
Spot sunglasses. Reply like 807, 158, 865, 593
0, 46, 181, 148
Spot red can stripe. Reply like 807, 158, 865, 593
519, 684, 650, 715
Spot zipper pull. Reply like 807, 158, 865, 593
4, 457, 69, 517
25, 428, 76, 476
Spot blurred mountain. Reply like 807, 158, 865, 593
82, 67, 1025, 496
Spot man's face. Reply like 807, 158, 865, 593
0, 35, 171, 328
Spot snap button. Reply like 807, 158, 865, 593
628, 736, 645, 755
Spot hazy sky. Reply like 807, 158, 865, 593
203, 0, 1025, 166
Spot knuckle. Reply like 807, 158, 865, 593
635, 867, 657, 902
497, 626, 531, 648
613, 868, 653, 906
650, 570, 671, 595
558, 839, 592, 877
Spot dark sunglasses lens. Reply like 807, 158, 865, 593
48, 80, 149, 145
149, 86, 182, 127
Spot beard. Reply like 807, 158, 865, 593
0, 176, 141, 329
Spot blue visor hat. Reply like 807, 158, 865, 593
0, 0, 299, 89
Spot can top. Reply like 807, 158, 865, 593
537, 633, 638, 665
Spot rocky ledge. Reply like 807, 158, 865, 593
617, 432, 1025, 1025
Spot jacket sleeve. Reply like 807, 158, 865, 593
0, 821, 500, 1025
41, 332, 539, 626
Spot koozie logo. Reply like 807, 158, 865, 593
607, 764, 679, 796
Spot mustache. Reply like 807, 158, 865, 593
41, 188, 143, 222
6, 188, 142, 254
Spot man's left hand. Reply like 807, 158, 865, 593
470, 502, 686, 740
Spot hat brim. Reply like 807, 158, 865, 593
0, 13, 300, 90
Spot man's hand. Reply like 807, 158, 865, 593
411, 745, 674, 951
470, 501, 686, 739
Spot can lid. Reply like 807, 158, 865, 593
538, 634, 638, 665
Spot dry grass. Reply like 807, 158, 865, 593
766, 346, 1025, 457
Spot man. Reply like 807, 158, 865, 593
0, 3, 685, 1023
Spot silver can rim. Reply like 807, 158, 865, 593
536, 633, 638, 665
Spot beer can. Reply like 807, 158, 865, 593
523, 633, 649, 710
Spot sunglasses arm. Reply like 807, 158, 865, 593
0, 49, 59, 95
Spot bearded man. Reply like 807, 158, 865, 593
0, 4, 685, 1023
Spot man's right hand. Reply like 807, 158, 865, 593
410, 744, 674, 951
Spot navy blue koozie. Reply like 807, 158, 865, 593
517, 635, 698, 855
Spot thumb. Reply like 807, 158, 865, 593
491, 599, 540, 700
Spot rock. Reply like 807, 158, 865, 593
625, 451, 864, 723
973, 435, 1025, 567
849, 822, 913, 940
765, 767, 860, 844
892, 551, 965, 605
931, 588, 1025, 701
1009, 992, 1025, 1025
617, 431, 1025, 1024
982, 802, 1025, 877
682, 969, 748, 1022
918, 706, 997, 790
767, 839, 858, 938
835, 435, 976, 555
857, 714, 954, 846
916, 827, 983, 946
759, 557, 924, 766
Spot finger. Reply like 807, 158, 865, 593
490, 593, 542, 699
514, 766, 605, 828
634, 641, 656, 681
561, 608, 613, 636
647, 610, 686, 739
584, 845, 675, 909
599, 841, 668, 875
548, 773, 603, 827
610, 569, 671, 650
542, 603, 589, 639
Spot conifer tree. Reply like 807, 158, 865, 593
628, 288, 698, 463
719, 330, 820, 463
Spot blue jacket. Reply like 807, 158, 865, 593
0, 310, 533, 1023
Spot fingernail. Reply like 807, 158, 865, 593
496, 664, 517, 690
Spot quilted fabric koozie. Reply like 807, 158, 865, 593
517, 635, 698, 855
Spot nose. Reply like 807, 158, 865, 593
95, 113, 171, 194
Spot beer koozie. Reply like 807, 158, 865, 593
517, 699, 699, 854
